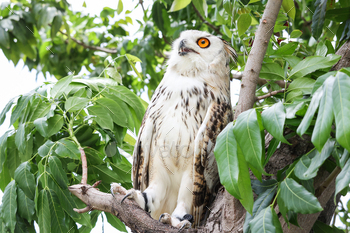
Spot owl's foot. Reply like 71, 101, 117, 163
159, 213, 192, 229
110, 183, 127, 197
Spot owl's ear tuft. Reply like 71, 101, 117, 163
220, 38, 237, 63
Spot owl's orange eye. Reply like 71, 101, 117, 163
197, 38, 210, 48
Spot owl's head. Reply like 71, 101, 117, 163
167, 30, 236, 76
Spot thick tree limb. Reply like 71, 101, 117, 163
234, 0, 283, 118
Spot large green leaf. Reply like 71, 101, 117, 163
10, 94, 32, 125
303, 139, 334, 179
259, 63, 285, 81
311, 0, 327, 40
50, 15, 62, 39
249, 207, 282, 233
237, 144, 254, 214
312, 72, 337, 94
280, 178, 323, 214
17, 187, 35, 222
325, 7, 350, 22
192, 0, 207, 17
28, 101, 51, 122
288, 77, 315, 95
51, 74, 73, 99
244, 187, 277, 233
313, 220, 345, 233
38, 140, 56, 157
262, 102, 289, 144
214, 122, 241, 199
169, 0, 191, 12
47, 189, 69, 233
294, 149, 317, 180
0, 26, 10, 48
312, 76, 335, 151
1, 180, 17, 233
0, 131, 8, 174
0, 97, 14, 126
282, 0, 295, 20
289, 55, 341, 79
152, 1, 166, 32
48, 156, 69, 188
7, 135, 21, 178
233, 109, 265, 176
14, 162, 35, 200
332, 72, 350, 152
237, 14, 251, 37
87, 105, 114, 130
105, 213, 127, 232
335, 157, 350, 199
251, 179, 278, 196
95, 97, 128, 127
55, 138, 80, 160
34, 115, 64, 138
65, 97, 89, 112
36, 189, 51, 233
296, 87, 323, 136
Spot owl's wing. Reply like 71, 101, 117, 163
132, 108, 153, 191
192, 100, 233, 226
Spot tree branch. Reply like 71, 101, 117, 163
59, 30, 118, 54
69, 184, 198, 233
191, 3, 222, 36
234, 0, 283, 119
256, 89, 285, 101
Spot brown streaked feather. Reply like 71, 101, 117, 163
220, 38, 238, 63
192, 101, 233, 226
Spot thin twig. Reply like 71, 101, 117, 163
256, 89, 285, 101
191, 3, 222, 36
139, 0, 146, 13
59, 29, 118, 54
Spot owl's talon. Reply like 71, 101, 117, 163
178, 220, 191, 230
159, 213, 172, 224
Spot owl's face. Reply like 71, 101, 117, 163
167, 30, 236, 76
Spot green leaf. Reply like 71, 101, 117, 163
14, 162, 35, 200
65, 97, 89, 112
28, 101, 51, 122
222, 25, 232, 38
303, 139, 335, 179
315, 41, 327, 57
312, 72, 337, 94
38, 140, 56, 157
271, 42, 298, 56
251, 179, 278, 196
296, 87, 323, 136
51, 15, 62, 39
105, 213, 127, 232
55, 138, 80, 160
0, 132, 8, 174
288, 77, 315, 95
36, 189, 51, 233
289, 55, 341, 79
282, 0, 296, 20
192, 0, 207, 17
7, 135, 21, 178
290, 29, 302, 38
0, 26, 10, 48
294, 150, 316, 180
88, 105, 114, 130
237, 14, 251, 37
169, 0, 191, 12
325, 7, 350, 22
244, 187, 277, 233
312, 76, 335, 151
15, 123, 33, 160
332, 72, 350, 152
259, 63, 285, 81
249, 207, 282, 233
11, 94, 32, 125
34, 115, 64, 138
90, 164, 124, 183
336, 158, 350, 199
313, 220, 345, 233
280, 178, 323, 214
1, 180, 17, 233
214, 122, 241, 199
237, 144, 254, 214
95, 97, 128, 127
48, 156, 68, 188
0, 97, 15, 126
105, 67, 122, 84
17, 187, 35, 222
262, 102, 289, 144
311, 0, 327, 40
233, 109, 265, 177
152, 1, 165, 32
117, 0, 123, 14
51, 74, 73, 99
47, 189, 69, 233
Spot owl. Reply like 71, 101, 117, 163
111, 30, 236, 229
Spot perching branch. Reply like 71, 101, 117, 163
191, 3, 222, 36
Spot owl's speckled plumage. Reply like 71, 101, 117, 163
113, 30, 236, 228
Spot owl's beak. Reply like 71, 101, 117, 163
178, 39, 199, 56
